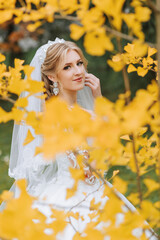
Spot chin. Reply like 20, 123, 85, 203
76, 82, 85, 91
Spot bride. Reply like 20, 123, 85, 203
7, 38, 157, 240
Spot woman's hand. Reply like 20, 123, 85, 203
85, 73, 102, 98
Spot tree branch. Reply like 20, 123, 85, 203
156, 0, 160, 233
147, 0, 160, 13
104, 25, 156, 48
54, 14, 80, 22
54, 14, 156, 48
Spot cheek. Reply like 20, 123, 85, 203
58, 72, 73, 88
81, 66, 86, 76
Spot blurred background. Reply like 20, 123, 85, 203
0, 7, 156, 193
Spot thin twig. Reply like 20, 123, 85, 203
68, 183, 104, 212
104, 25, 156, 48
83, 161, 135, 212
34, 201, 91, 210
18, 0, 26, 8
68, 217, 78, 233
0, 96, 15, 104
132, 133, 143, 207
54, 14, 79, 22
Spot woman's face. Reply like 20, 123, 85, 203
56, 49, 86, 93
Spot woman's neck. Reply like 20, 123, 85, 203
59, 90, 77, 106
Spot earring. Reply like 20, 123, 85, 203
53, 82, 59, 95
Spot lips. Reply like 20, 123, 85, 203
73, 77, 83, 82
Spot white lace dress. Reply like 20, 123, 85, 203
6, 127, 157, 240
11, 151, 156, 240
30, 152, 108, 239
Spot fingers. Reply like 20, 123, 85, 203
85, 73, 102, 98
85, 73, 100, 85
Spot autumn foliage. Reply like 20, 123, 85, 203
0, 0, 160, 239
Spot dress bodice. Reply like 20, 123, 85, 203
56, 153, 75, 177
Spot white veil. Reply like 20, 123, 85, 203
8, 38, 94, 195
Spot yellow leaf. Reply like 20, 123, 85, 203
122, 13, 144, 39
70, 24, 85, 40
127, 64, 137, 73
148, 47, 157, 57
90, 197, 101, 211
84, 28, 114, 56
122, 89, 153, 132
127, 192, 139, 205
93, 0, 125, 30
131, 0, 142, 7
26, 111, 40, 133
39, 97, 92, 159
0, 0, 16, 8
73, 232, 84, 240
48, 209, 67, 235
136, 127, 148, 136
15, 97, 28, 108
35, 94, 47, 100
26, 0, 39, 6
66, 167, 85, 200
89, 147, 108, 170
66, 187, 76, 200
84, 228, 104, 240
27, 79, 44, 94
34, 146, 43, 156
124, 41, 148, 58
0, 10, 13, 24
135, 6, 152, 22
23, 65, 35, 79
0, 53, 5, 62
112, 170, 120, 177
107, 58, 125, 72
81, 7, 105, 31
144, 179, 160, 193
120, 134, 131, 141
0, 179, 54, 240
14, 58, 24, 71
137, 67, 148, 77
113, 176, 128, 194
140, 200, 160, 227
59, 0, 78, 14
122, 13, 135, 28
11, 108, 25, 122
0, 191, 13, 202
23, 129, 35, 146
79, 0, 90, 10
27, 21, 42, 32
154, 201, 160, 209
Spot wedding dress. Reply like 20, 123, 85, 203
6, 38, 158, 240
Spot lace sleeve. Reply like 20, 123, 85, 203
8, 123, 58, 195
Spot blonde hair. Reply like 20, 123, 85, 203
41, 41, 88, 99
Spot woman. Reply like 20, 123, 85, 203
8, 38, 157, 240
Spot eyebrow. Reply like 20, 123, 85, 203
64, 58, 82, 66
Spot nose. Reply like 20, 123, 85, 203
73, 65, 82, 75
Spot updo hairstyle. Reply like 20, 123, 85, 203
41, 41, 88, 100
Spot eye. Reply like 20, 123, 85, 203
77, 61, 83, 66
63, 65, 71, 70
